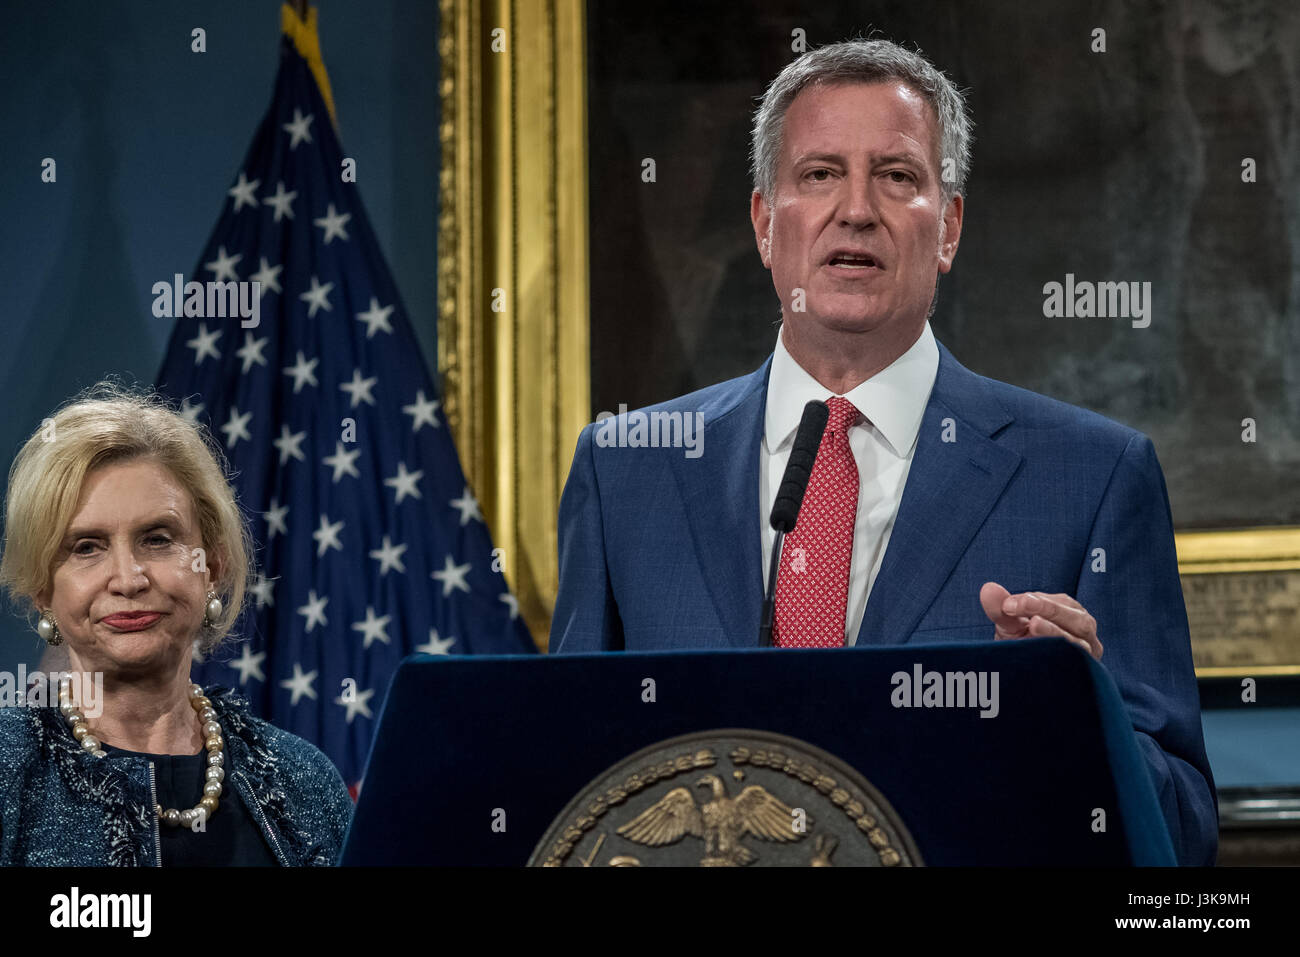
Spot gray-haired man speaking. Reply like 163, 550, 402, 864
551, 39, 1216, 866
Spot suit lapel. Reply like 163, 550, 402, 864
667, 359, 770, 648
855, 343, 1022, 646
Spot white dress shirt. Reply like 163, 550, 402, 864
760, 322, 939, 646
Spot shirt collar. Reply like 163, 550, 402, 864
764, 321, 939, 459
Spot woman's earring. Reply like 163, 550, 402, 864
203, 590, 223, 627
37, 610, 62, 646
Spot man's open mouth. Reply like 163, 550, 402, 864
826, 252, 879, 269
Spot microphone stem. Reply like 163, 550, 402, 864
758, 528, 785, 647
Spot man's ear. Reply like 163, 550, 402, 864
750, 191, 773, 269
937, 193, 963, 275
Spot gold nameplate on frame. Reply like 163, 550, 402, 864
1177, 527, 1300, 677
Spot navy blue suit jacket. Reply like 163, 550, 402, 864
551, 340, 1217, 865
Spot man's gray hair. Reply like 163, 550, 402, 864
751, 39, 973, 210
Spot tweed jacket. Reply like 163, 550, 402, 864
0, 686, 353, 866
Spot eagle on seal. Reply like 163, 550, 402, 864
616, 774, 809, 866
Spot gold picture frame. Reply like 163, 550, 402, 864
438, 0, 590, 650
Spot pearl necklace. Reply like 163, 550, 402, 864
58, 679, 225, 828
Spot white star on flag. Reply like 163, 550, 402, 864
416, 629, 456, 655
323, 441, 362, 482
264, 498, 289, 538
236, 332, 270, 374
231, 645, 266, 685
205, 245, 242, 282
431, 555, 471, 597
220, 407, 253, 449
282, 350, 320, 393
280, 662, 319, 705
402, 390, 440, 431
248, 573, 276, 610
313, 203, 352, 244
368, 535, 408, 575
351, 607, 392, 649
356, 297, 394, 337
250, 257, 282, 295
299, 275, 334, 317
297, 589, 330, 632
312, 515, 345, 557
499, 593, 520, 620
339, 368, 378, 408
273, 424, 308, 465
335, 686, 375, 723
228, 172, 261, 212
283, 108, 314, 149
384, 462, 423, 504
449, 487, 483, 526
178, 398, 204, 425
264, 181, 297, 222
186, 323, 222, 364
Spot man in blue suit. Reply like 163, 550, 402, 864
551, 39, 1216, 865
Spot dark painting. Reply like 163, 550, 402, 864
587, 0, 1300, 529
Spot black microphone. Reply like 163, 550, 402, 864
759, 400, 829, 646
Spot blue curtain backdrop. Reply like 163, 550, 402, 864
0, 0, 439, 677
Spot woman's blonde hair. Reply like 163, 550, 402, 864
0, 380, 254, 656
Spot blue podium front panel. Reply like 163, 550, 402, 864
342, 638, 1172, 865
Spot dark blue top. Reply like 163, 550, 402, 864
103, 743, 278, 866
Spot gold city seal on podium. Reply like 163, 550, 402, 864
529, 729, 923, 867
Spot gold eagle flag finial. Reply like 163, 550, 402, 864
616, 774, 810, 866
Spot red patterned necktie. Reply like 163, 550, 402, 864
774, 396, 860, 648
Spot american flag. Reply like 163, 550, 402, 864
154, 30, 536, 790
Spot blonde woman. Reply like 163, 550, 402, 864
0, 383, 352, 865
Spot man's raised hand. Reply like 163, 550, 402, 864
979, 581, 1103, 661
